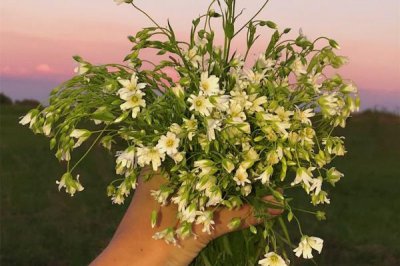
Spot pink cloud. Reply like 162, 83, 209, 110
35, 64, 53, 73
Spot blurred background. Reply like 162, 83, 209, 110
1, 0, 399, 265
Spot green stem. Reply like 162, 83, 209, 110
70, 127, 108, 172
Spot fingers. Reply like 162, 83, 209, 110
209, 195, 284, 239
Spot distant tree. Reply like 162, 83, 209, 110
15, 99, 40, 107
0, 93, 13, 105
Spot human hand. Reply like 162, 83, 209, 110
91, 169, 283, 266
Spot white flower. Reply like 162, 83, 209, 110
244, 69, 266, 84
70, 129, 91, 148
256, 166, 274, 184
171, 84, 184, 98
170, 151, 184, 163
157, 132, 180, 156
318, 94, 339, 117
111, 193, 125, 205
206, 188, 223, 207
295, 108, 315, 125
185, 47, 201, 68
274, 106, 294, 122
291, 167, 314, 189
248, 94, 267, 114
195, 211, 215, 234
326, 167, 344, 186
256, 55, 276, 70
19, 111, 37, 128
180, 203, 197, 223
119, 90, 146, 118
74, 62, 89, 75
309, 177, 322, 195
241, 185, 252, 196
311, 191, 331, 205
200, 72, 220, 96
341, 83, 358, 93
42, 122, 52, 136
258, 252, 287, 266
188, 93, 214, 116
151, 189, 171, 206
117, 73, 146, 97
137, 146, 165, 171
230, 90, 251, 110
56, 172, 84, 197
169, 123, 182, 135
183, 115, 198, 140
293, 236, 323, 259
292, 57, 307, 76
233, 166, 251, 186
115, 147, 135, 175
213, 94, 230, 112
195, 36, 208, 49
153, 228, 177, 246
206, 118, 222, 141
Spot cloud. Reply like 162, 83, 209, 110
0, 64, 63, 80
35, 64, 53, 73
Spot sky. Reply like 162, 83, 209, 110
1, 0, 399, 110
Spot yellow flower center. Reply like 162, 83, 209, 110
202, 81, 209, 91
270, 255, 279, 262
237, 173, 246, 181
195, 99, 203, 107
166, 139, 175, 147
131, 95, 139, 103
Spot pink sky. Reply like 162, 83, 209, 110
1, 0, 399, 109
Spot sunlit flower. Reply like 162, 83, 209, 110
200, 72, 221, 96
188, 93, 214, 116
56, 172, 84, 197
293, 236, 323, 259
137, 146, 165, 171
119, 90, 146, 118
117, 73, 146, 97
183, 115, 198, 140
258, 252, 287, 266
185, 47, 202, 68
233, 166, 251, 186
256, 166, 274, 184
291, 167, 314, 189
70, 129, 91, 148
115, 147, 135, 175
19, 111, 38, 128
292, 57, 307, 76
74, 62, 89, 75
153, 228, 177, 246
195, 211, 215, 234
157, 132, 180, 156
256, 54, 276, 70
294, 108, 315, 125
206, 118, 222, 141
171, 84, 184, 98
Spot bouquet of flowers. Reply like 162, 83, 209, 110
20, 0, 359, 264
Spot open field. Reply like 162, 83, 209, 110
1, 105, 400, 265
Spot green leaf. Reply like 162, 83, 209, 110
225, 22, 234, 39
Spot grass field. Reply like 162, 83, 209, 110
1, 105, 400, 265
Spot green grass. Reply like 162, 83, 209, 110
1, 105, 400, 265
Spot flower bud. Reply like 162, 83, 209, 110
227, 217, 242, 230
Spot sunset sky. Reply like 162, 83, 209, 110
1, 0, 399, 110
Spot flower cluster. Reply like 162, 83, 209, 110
20, 0, 359, 263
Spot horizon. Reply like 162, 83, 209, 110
1, 0, 399, 110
